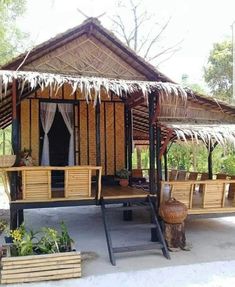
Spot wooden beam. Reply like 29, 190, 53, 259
159, 129, 173, 159
126, 95, 145, 109
151, 93, 160, 124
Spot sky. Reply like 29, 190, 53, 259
17, 0, 235, 88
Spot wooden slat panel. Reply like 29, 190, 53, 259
21, 99, 30, 150
115, 103, 125, 172
31, 99, 39, 165
79, 102, 88, 165
22, 170, 51, 201
203, 182, 225, 208
171, 182, 193, 208
65, 169, 91, 198
105, 102, 114, 175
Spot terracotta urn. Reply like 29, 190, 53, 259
160, 198, 188, 224
119, 179, 129, 187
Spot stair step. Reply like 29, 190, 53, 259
110, 223, 156, 231
105, 205, 149, 212
113, 243, 163, 253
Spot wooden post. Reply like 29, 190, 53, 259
95, 102, 101, 203
207, 141, 217, 180
148, 93, 156, 195
127, 109, 133, 185
10, 79, 21, 229
164, 151, 168, 181
208, 147, 213, 180
136, 147, 141, 169
156, 124, 162, 206
95, 103, 101, 166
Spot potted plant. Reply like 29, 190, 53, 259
116, 168, 129, 187
0, 222, 81, 284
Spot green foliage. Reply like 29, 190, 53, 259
204, 40, 232, 101
9, 222, 74, 256
116, 168, 129, 179
0, 0, 28, 65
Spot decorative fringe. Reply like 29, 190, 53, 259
0, 70, 187, 104
164, 123, 235, 147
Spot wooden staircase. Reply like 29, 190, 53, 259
101, 195, 170, 265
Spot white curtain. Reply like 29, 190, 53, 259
40, 102, 57, 165
58, 103, 74, 166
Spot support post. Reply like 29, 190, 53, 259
207, 141, 217, 180
208, 148, 213, 180
127, 109, 133, 186
95, 102, 101, 203
156, 124, 162, 207
148, 93, 156, 194
136, 147, 142, 169
164, 151, 168, 181
96, 103, 101, 167
10, 79, 21, 229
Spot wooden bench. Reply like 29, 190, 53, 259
0, 166, 102, 203
161, 180, 235, 216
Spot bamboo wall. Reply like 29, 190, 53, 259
20, 86, 125, 175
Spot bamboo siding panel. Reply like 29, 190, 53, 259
100, 103, 105, 175
105, 103, 114, 175
64, 83, 75, 100
31, 99, 39, 165
22, 170, 51, 201
115, 103, 125, 171
88, 105, 96, 166
36, 87, 49, 98
79, 102, 88, 165
0, 251, 81, 284
65, 169, 91, 198
21, 99, 30, 150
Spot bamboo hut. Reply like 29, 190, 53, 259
1, 18, 235, 264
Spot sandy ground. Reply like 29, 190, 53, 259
1, 186, 235, 286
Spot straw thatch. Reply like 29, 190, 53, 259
162, 123, 235, 147
0, 70, 187, 104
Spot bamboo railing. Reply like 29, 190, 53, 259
0, 166, 102, 203
161, 180, 235, 215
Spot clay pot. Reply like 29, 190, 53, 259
160, 198, 188, 224
119, 179, 129, 187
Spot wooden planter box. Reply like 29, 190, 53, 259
0, 248, 81, 284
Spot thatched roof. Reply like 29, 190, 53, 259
162, 123, 235, 146
1, 17, 235, 145
1, 18, 172, 82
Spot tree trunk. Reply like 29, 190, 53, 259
164, 222, 186, 251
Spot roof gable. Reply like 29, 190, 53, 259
2, 18, 171, 82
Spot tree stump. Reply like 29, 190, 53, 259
164, 222, 186, 251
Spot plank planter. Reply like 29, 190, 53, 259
0, 248, 81, 284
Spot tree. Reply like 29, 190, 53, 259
0, 0, 27, 66
111, 0, 183, 66
204, 40, 232, 102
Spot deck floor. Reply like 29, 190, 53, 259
50, 185, 149, 201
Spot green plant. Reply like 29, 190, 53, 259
0, 219, 7, 234
116, 168, 129, 179
8, 222, 74, 256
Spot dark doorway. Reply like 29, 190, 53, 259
40, 104, 72, 188
48, 107, 70, 166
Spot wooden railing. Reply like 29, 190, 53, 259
0, 166, 102, 202
161, 180, 235, 214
